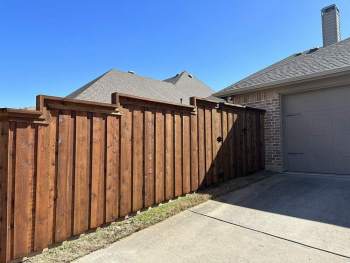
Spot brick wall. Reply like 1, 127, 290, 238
230, 89, 283, 171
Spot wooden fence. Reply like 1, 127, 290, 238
0, 93, 265, 262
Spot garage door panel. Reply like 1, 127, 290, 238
333, 112, 350, 174
334, 155, 350, 175
307, 112, 332, 136
306, 149, 334, 174
284, 114, 306, 153
286, 154, 306, 172
283, 87, 350, 175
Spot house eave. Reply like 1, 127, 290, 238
216, 66, 350, 97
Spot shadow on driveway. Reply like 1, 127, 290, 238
216, 173, 350, 228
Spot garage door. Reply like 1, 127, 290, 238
283, 87, 350, 174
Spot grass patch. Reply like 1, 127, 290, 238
25, 171, 273, 263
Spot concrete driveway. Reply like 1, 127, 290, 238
76, 173, 350, 263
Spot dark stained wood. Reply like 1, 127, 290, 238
241, 111, 247, 176
132, 109, 143, 212
174, 114, 182, 196
227, 112, 235, 179
155, 111, 165, 203
190, 113, 198, 192
73, 112, 90, 234
221, 111, 229, 181
120, 108, 132, 216
197, 108, 205, 188
40, 95, 119, 113
211, 109, 222, 184
144, 110, 155, 208
0, 121, 11, 263
34, 123, 51, 251
164, 112, 174, 200
90, 114, 106, 227
114, 93, 196, 112
182, 114, 191, 194
55, 111, 74, 243
0, 94, 266, 263
252, 112, 258, 173
255, 112, 261, 172
246, 111, 253, 174
13, 122, 35, 258
47, 111, 57, 244
106, 115, 120, 221
236, 111, 244, 177
204, 109, 212, 186
259, 113, 265, 170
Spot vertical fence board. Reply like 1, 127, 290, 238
252, 112, 258, 172
246, 112, 251, 173
132, 109, 144, 212
144, 110, 155, 208
222, 111, 229, 181
260, 114, 265, 170
47, 111, 57, 245
217, 110, 224, 182
190, 113, 198, 192
211, 109, 218, 184
247, 111, 253, 173
182, 114, 191, 194
120, 109, 132, 216
55, 112, 74, 242
90, 114, 106, 227
174, 114, 182, 196
213, 109, 223, 183
236, 111, 246, 176
197, 108, 205, 188
34, 124, 50, 251
204, 109, 212, 186
0, 121, 11, 263
13, 123, 35, 258
155, 112, 165, 203
106, 115, 120, 221
165, 112, 174, 200
254, 112, 260, 172
73, 112, 90, 234
227, 112, 235, 179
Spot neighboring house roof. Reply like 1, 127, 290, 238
67, 69, 214, 104
215, 37, 350, 97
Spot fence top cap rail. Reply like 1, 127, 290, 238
0, 108, 43, 120
112, 92, 196, 110
219, 102, 266, 112
193, 97, 266, 112
37, 95, 119, 111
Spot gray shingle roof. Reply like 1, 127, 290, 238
215, 37, 350, 97
67, 69, 214, 104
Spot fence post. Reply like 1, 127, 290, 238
0, 119, 11, 263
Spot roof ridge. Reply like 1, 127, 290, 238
163, 71, 186, 84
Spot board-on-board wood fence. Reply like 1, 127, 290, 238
0, 93, 265, 262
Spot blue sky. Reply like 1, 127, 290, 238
0, 0, 349, 107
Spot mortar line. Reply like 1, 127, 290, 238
188, 209, 350, 259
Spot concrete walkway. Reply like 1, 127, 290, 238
76, 173, 350, 263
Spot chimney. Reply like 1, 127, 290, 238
321, 4, 341, 47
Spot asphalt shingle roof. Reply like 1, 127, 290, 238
67, 69, 214, 104
215, 37, 350, 97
